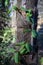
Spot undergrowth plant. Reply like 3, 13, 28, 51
0, 0, 38, 65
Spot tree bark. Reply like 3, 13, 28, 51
26, 0, 38, 63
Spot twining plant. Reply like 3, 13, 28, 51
0, 0, 38, 65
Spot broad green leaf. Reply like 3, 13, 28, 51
14, 52, 20, 63
20, 48, 26, 54
25, 43, 30, 52
19, 44, 25, 52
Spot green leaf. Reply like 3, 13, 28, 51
26, 16, 31, 22
7, 48, 16, 53
20, 7, 27, 11
25, 50, 28, 54
16, 41, 25, 46
32, 30, 37, 38
1, 52, 6, 55
26, 13, 32, 17
19, 44, 25, 52
25, 43, 30, 52
14, 52, 20, 63
28, 9, 32, 13
40, 58, 43, 65
23, 29, 31, 33
20, 48, 26, 54
11, 37, 16, 43
0, 36, 3, 39
5, 0, 9, 7
31, 18, 34, 24
7, 9, 12, 14
13, 6, 18, 10
4, 32, 7, 37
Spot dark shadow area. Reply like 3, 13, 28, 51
37, 24, 43, 50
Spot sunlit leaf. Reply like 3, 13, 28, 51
5, 0, 9, 7
26, 13, 32, 17
4, 32, 7, 37
11, 37, 16, 43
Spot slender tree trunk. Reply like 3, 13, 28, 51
26, 0, 38, 63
